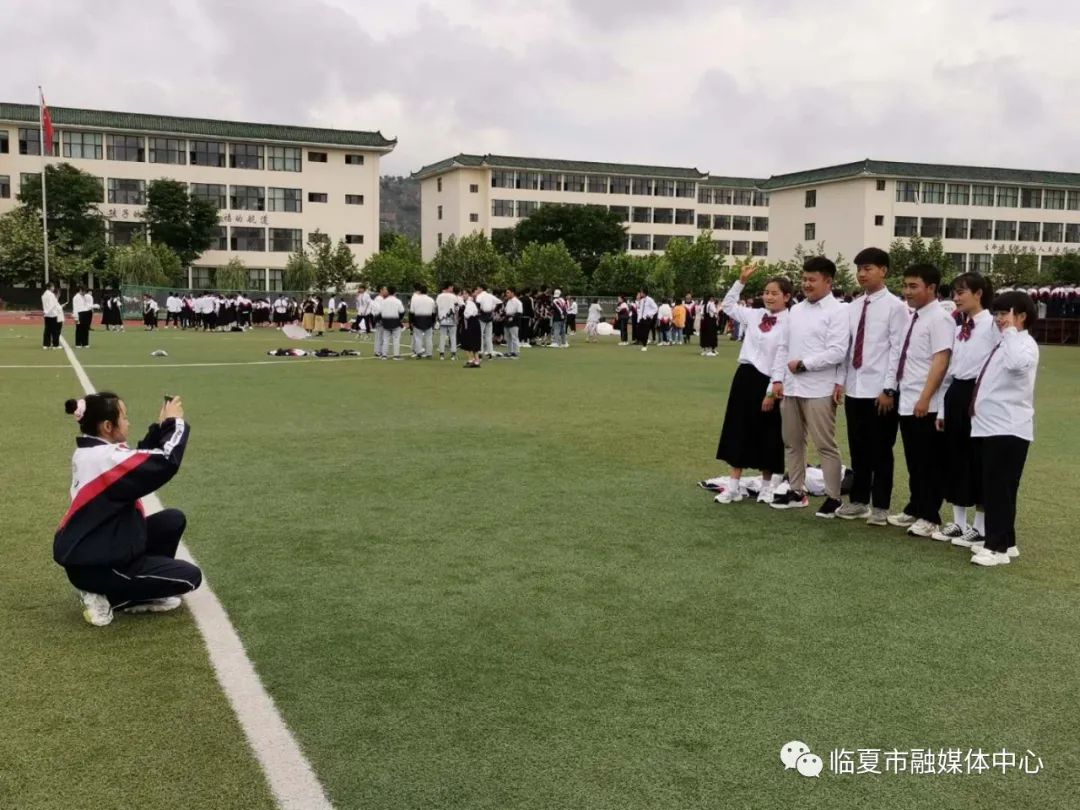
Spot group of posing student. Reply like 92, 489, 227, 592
39, 283, 102, 349
708, 248, 1039, 568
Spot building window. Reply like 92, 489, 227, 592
231, 227, 266, 251
946, 184, 970, 205
1019, 188, 1042, 208
731, 240, 750, 255
213, 226, 228, 250
922, 182, 945, 204
805, 189, 817, 208
267, 146, 301, 172
436, 177, 443, 192
230, 143, 264, 170
608, 205, 629, 222
970, 219, 992, 240
437, 205, 443, 220
675, 181, 696, 199
920, 217, 943, 238
564, 174, 585, 192
1042, 222, 1063, 242
896, 181, 919, 203
713, 188, 733, 205
674, 209, 695, 225
1066, 224, 1080, 243
515, 172, 537, 190
106, 134, 144, 162
1044, 189, 1066, 210
993, 220, 1016, 241
270, 228, 302, 252
19, 127, 57, 155
804, 223, 816, 240
344, 234, 364, 244
307, 192, 328, 203
1016, 221, 1039, 241
436, 233, 443, 248
751, 241, 768, 257
345, 194, 364, 205
1068, 191, 1080, 211
732, 190, 753, 206
971, 184, 995, 206
190, 140, 226, 167
469, 183, 479, 193
191, 267, 214, 289
516, 200, 539, 217
654, 180, 675, 197
491, 199, 514, 217
539, 172, 561, 191
469, 213, 479, 223
344, 154, 364, 165
587, 175, 609, 194
969, 254, 992, 274
308, 151, 327, 163
732, 215, 751, 231
652, 234, 672, 251
268, 187, 302, 212
996, 186, 1018, 208
268, 269, 283, 291
61, 131, 103, 160
231, 185, 266, 211
696, 214, 711, 229
629, 234, 651, 250
107, 178, 146, 205
893, 217, 917, 237
149, 137, 186, 165
246, 269, 267, 291
109, 221, 145, 246
947, 253, 967, 273
631, 178, 652, 196
0, 174, 9, 199
652, 208, 674, 224
712, 239, 730, 255
874, 215, 884, 226
752, 216, 769, 232
491, 171, 514, 189
191, 183, 227, 210
698, 187, 713, 204
0, 131, 7, 154
610, 177, 631, 195
876, 179, 886, 191
713, 214, 731, 230
945, 218, 969, 239
632, 207, 652, 223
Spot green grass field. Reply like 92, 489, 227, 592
2, 320, 1079, 810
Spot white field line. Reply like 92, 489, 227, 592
1, 357, 370, 370
60, 336, 334, 810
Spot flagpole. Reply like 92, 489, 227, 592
39, 86, 50, 286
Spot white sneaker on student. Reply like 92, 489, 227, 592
971, 543, 1019, 559
714, 489, 744, 504
971, 550, 1011, 567
756, 485, 774, 504
836, 502, 871, 520
950, 527, 982, 548
79, 591, 113, 627
932, 522, 965, 542
907, 519, 939, 538
123, 596, 183, 614
887, 511, 917, 528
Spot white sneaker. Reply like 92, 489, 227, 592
641, 347, 647, 352
950, 527, 982, 548
867, 507, 889, 526
971, 542, 1019, 558
887, 512, 917, 528
714, 489, 745, 504
836, 502, 871, 520
971, 550, 1011, 567
79, 590, 113, 626
907, 520, 939, 538
931, 522, 965, 542
123, 596, 183, 614
756, 486, 774, 504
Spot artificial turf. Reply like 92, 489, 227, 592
2, 320, 1079, 809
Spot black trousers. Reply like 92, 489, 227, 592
977, 436, 1029, 552
635, 317, 655, 347
899, 414, 944, 524
618, 318, 629, 342
64, 509, 202, 609
75, 311, 92, 346
845, 397, 899, 509
42, 316, 62, 347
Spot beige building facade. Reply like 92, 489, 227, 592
0, 102, 395, 289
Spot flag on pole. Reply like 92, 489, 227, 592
40, 88, 54, 156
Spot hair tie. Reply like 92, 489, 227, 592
73, 398, 86, 421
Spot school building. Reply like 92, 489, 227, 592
0, 102, 396, 290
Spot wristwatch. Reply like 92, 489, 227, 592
882, 388, 897, 398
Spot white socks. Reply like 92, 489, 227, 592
952, 505, 969, 531
973, 510, 986, 536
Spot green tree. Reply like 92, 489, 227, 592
283, 248, 315, 293
513, 241, 584, 292
501, 204, 626, 277
362, 233, 430, 291
647, 256, 676, 300
1046, 251, 1080, 284
664, 232, 722, 298
591, 252, 661, 295
103, 242, 179, 286
308, 231, 360, 291
989, 246, 1040, 288
18, 162, 107, 277
141, 179, 219, 268
0, 207, 60, 284
429, 233, 509, 291
215, 257, 248, 291
886, 236, 953, 291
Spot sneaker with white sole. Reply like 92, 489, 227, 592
815, 497, 843, 518
122, 596, 183, 614
867, 507, 889, 526
970, 542, 1019, 558
887, 511, 917, 528
770, 491, 809, 510
79, 590, 113, 627
714, 489, 745, 504
931, 523, 965, 542
907, 519, 939, 538
756, 486, 774, 504
950, 527, 983, 548
697, 477, 726, 491
971, 550, 1011, 567
836, 502, 871, 520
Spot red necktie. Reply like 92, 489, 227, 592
759, 314, 777, 332
895, 312, 918, 383
852, 298, 870, 369
958, 318, 975, 342
968, 342, 1001, 417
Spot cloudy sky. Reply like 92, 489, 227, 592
2, 0, 1077, 178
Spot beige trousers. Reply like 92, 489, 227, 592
780, 395, 842, 499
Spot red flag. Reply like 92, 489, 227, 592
39, 89, 54, 156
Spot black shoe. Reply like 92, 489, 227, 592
770, 490, 809, 510
815, 497, 843, 518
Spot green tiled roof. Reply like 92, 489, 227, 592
701, 175, 764, 189
761, 159, 1080, 190
413, 153, 709, 180
0, 102, 396, 150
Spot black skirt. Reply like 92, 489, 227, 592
700, 316, 718, 349
716, 362, 783, 472
461, 316, 481, 351
942, 378, 981, 506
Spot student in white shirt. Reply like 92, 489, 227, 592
657, 299, 673, 345
461, 292, 482, 368
549, 290, 568, 349
932, 272, 998, 547
370, 287, 386, 357
435, 283, 460, 360
41, 282, 66, 349
409, 283, 437, 359
566, 296, 579, 335
615, 295, 631, 345
585, 298, 603, 343
165, 293, 182, 329
476, 285, 500, 356
73, 286, 94, 348
888, 263, 955, 538
769, 257, 849, 516
712, 264, 792, 504
968, 291, 1040, 566
699, 297, 720, 356
378, 287, 405, 359
503, 288, 524, 357
635, 288, 658, 351
834, 247, 910, 525
354, 285, 372, 334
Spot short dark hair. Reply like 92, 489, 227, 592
952, 272, 994, 306
903, 263, 941, 289
765, 276, 795, 298
853, 247, 890, 269
387, 286, 397, 295
803, 256, 836, 278
65, 391, 122, 436
991, 290, 1038, 329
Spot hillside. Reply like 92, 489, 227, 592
379, 175, 421, 242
